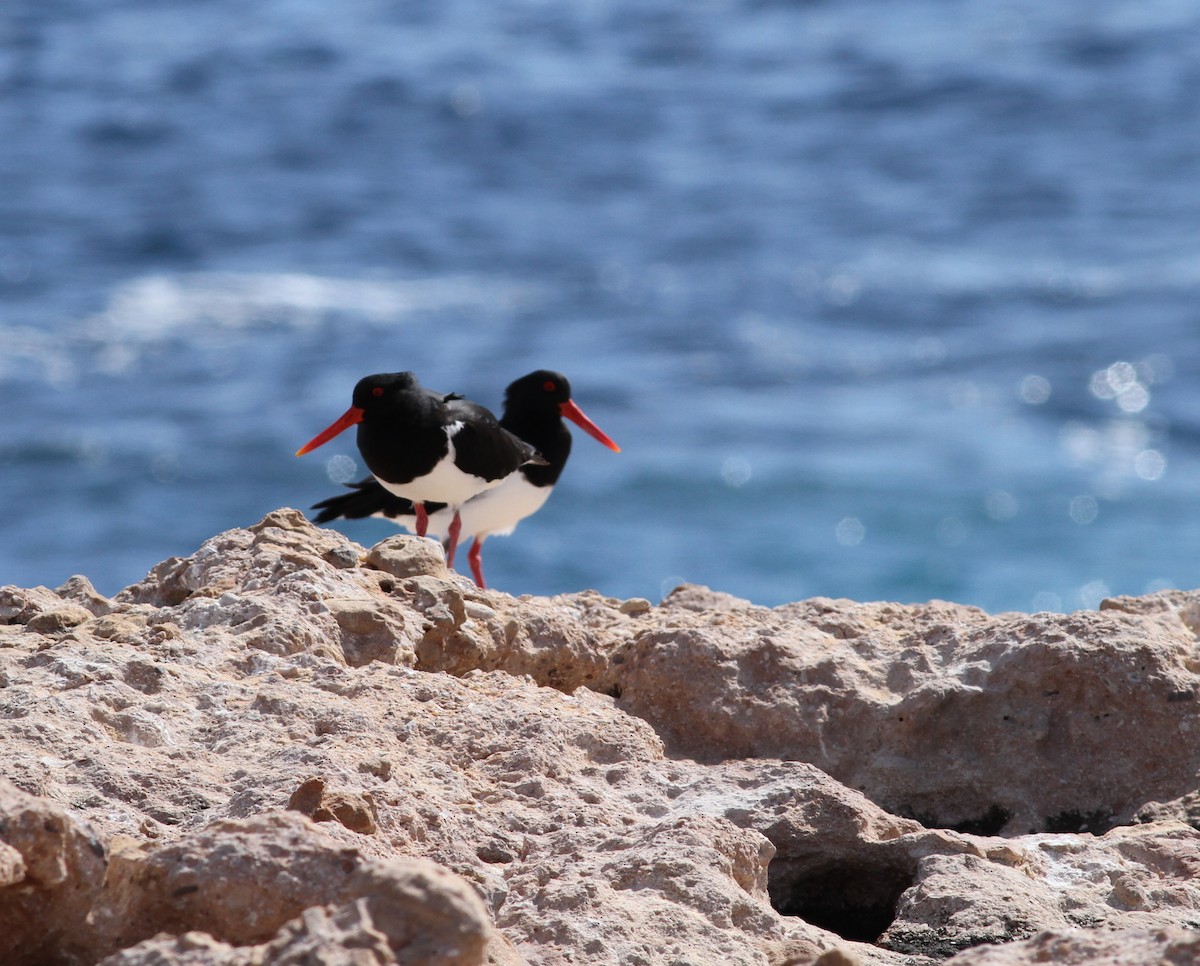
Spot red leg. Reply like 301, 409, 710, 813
444, 510, 462, 569
468, 537, 486, 589
414, 503, 428, 538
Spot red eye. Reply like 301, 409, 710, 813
372, 387, 384, 397
543, 380, 557, 392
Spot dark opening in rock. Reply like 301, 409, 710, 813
947, 804, 1011, 837
1045, 808, 1114, 834
767, 855, 916, 943
898, 804, 1012, 837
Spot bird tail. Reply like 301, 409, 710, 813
311, 477, 417, 523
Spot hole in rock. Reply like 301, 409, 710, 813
1044, 808, 1114, 835
767, 855, 916, 943
942, 804, 1011, 837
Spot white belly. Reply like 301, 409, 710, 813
386, 474, 552, 541
378, 438, 503, 507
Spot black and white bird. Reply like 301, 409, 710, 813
309, 370, 620, 588
296, 371, 548, 570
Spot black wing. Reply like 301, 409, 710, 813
445, 399, 548, 482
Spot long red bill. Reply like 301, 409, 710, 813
295, 406, 364, 456
560, 400, 621, 452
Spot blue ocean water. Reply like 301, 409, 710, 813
4, 1, 1200, 613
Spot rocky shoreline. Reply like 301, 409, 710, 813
2, 509, 1198, 964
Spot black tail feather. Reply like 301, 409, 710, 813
311, 477, 427, 524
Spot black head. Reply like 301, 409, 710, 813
502, 369, 620, 453
296, 371, 429, 456
350, 371, 423, 412
504, 370, 573, 410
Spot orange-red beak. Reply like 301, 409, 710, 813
560, 400, 620, 452
295, 405, 364, 456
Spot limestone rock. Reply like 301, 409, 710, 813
288, 777, 380, 835
616, 589, 1200, 835
99, 932, 245, 966
0, 781, 108, 966
943, 926, 1200, 965
0, 797, 494, 966
3, 509, 1200, 964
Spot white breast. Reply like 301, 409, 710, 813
377, 434, 503, 507
382, 474, 552, 542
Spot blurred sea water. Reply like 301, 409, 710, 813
4, 0, 1200, 612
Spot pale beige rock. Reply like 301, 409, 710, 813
99, 932, 246, 966
943, 925, 1200, 965
288, 776, 380, 835
615, 589, 1200, 835
0, 780, 109, 966
255, 903, 395, 965
101, 893, 488, 966
365, 534, 451, 580
58, 574, 117, 616
4, 509, 1200, 965
0, 582, 93, 631
0, 840, 26, 887
495, 814, 782, 965
0, 796, 494, 966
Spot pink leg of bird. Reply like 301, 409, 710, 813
468, 537, 487, 589
444, 510, 462, 569
414, 503, 428, 538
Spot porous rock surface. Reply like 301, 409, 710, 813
1, 508, 1199, 965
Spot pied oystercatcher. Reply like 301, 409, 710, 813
310, 370, 620, 588
296, 371, 547, 569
